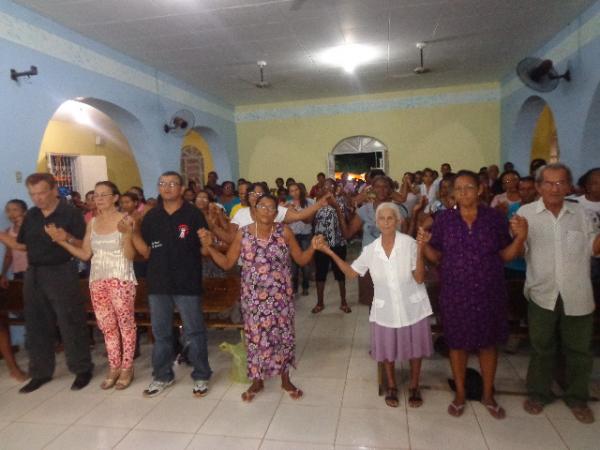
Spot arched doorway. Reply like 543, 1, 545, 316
512, 96, 560, 173
329, 136, 388, 180
181, 129, 216, 189
37, 99, 142, 194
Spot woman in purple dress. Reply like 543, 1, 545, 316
421, 170, 527, 419
200, 194, 316, 402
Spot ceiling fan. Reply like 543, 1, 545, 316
387, 42, 432, 79
236, 60, 273, 89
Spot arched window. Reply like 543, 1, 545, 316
329, 136, 388, 179
181, 145, 205, 189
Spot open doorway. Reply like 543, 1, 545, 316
531, 104, 560, 163
329, 136, 388, 181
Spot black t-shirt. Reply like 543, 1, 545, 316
141, 201, 208, 295
17, 199, 86, 266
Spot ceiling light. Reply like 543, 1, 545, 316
318, 44, 379, 73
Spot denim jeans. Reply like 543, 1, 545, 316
149, 294, 212, 382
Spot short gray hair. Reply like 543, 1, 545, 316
375, 202, 402, 222
535, 163, 573, 184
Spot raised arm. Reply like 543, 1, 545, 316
46, 221, 93, 261
199, 228, 242, 271
283, 225, 315, 266
117, 215, 136, 261
312, 235, 360, 279
283, 194, 329, 223
417, 226, 441, 265
499, 215, 528, 262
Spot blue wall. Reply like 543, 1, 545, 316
0, 0, 238, 214
501, 1, 600, 178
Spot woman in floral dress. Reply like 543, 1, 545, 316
200, 194, 317, 401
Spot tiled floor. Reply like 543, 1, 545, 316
1, 278, 599, 449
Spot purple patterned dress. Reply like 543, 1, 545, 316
429, 205, 512, 350
240, 223, 296, 380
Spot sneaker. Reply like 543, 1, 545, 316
143, 379, 174, 398
192, 380, 209, 398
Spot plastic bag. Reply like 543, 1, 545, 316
219, 331, 249, 384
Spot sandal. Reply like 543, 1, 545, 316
241, 384, 263, 403
448, 401, 465, 417
408, 388, 423, 408
100, 368, 120, 390
339, 304, 352, 314
115, 368, 134, 390
282, 386, 303, 400
385, 388, 399, 408
311, 305, 325, 314
482, 401, 506, 420
523, 398, 544, 415
569, 405, 595, 424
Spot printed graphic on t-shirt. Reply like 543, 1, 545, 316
151, 241, 162, 249
177, 224, 190, 239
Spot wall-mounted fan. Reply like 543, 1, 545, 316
516, 58, 570, 92
164, 109, 195, 136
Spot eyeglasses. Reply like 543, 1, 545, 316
502, 179, 518, 184
248, 191, 263, 197
93, 193, 114, 199
541, 180, 569, 189
453, 185, 477, 193
256, 204, 277, 212
158, 181, 181, 188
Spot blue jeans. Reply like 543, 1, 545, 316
148, 295, 212, 382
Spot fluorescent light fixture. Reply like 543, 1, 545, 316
318, 44, 379, 73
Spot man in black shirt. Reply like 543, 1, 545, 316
0, 173, 93, 393
131, 171, 212, 397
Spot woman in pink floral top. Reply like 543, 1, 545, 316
200, 194, 317, 402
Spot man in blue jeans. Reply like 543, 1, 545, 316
131, 171, 212, 397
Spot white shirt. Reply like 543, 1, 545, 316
576, 195, 600, 232
518, 199, 597, 316
351, 232, 432, 328
231, 205, 287, 228
419, 182, 438, 203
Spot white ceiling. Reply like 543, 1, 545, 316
14, 0, 596, 105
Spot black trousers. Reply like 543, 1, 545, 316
23, 261, 93, 379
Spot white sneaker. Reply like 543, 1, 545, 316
143, 379, 174, 398
192, 380, 209, 397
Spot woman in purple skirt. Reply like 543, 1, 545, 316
313, 202, 432, 408
421, 170, 527, 420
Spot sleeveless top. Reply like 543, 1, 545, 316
8, 226, 28, 273
90, 218, 136, 284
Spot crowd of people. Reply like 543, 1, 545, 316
0, 160, 599, 425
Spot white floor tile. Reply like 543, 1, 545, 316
135, 397, 218, 433
261, 440, 334, 450
342, 379, 400, 410
281, 377, 345, 407
44, 424, 129, 450
346, 357, 378, 382
478, 415, 567, 450
407, 410, 487, 449
0, 387, 57, 422
114, 429, 193, 450
336, 407, 409, 448
222, 378, 284, 403
265, 404, 339, 444
19, 391, 104, 425
77, 396, 160, 428
187, 433, 261, 450
550, 418, 600, 450
198, 400, 278, 439
0, 422, 67, 450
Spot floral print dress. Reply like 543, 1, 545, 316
240, 223, 296, 380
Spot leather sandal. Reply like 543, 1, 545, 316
448, 401, 466, 417
100, 368, 121, 390
115, 368, 134, 390
282, 386, 303, 400
408, 388, 423, 408
385, 387, 399, 407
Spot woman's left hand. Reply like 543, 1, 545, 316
416, 226, 431, 246
509, 215, 528, 240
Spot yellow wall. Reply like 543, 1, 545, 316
236, 83, 501, 184
531, 105, 559, 162
37, 119, 142, 193
181, 130, 215, 182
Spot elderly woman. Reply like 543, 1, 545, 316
314, 202, 433, 408
421, 170, 527, 419
200, 194, 316, 402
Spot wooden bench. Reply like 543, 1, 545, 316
0, 277, 243, 332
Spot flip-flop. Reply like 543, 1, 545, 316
569, 405, 595, 424
448, 401, 465, 417
311, 305, 325, 314
282, 386, 303, 400
385, 388, 399, 408
482, 402, 506, 419
241, 385, 263, 403
523, 398, 544, 415
408, 388, 423, 408
339, 304, 352, 314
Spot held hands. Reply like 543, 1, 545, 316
311, 234, 330, 253
44, 223, 68, 242
117, 215, 135, 235
416, 226, 431, 247
509, 215, 528, 241
197, 228, 214, 249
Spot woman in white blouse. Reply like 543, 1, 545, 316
313, 202, 433, 408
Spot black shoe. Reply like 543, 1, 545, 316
71, 371, 93, 391
19, 377, 52, 394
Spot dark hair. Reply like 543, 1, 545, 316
422, 168, 434, 176
479, 166, 488, 174
499, 170, 520, 183
285, 177, 296, 186
454, 170, 480, 187
519, 176, 535, 184
183, 188, 195, 197
288, 182, 307, 208
25, 173, 56, 188
256, 193, 278, 208
249, 182, 269, 194
6, 199, 27, 212
371, 175, 394, 191
129, 186, 146, 203
275, 177, 284, 183
577, 168, 600, 189
159, 171, 184, 186
368, 169, 385, 179
441, 163, 451, 169
121, 192, 140, 204
85, 190, 95, 199
530, 158, 547, 175
317, 172, 326, 178
208, 171, 218, 177
95, 181, 121, 205
222, 181, 235, 190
